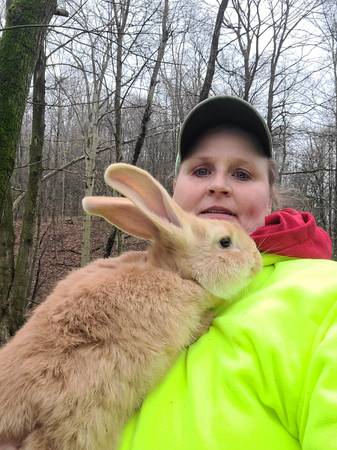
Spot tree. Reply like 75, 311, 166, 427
132, 0, 170, 165
7, 45, 47, 334
199, 0, 229, 101
0, 0, 59, 343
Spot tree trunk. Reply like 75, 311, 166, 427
0, 192, 13, 344
113, 0, 130, 163
132, 0, 170, 165
104, 227, 117, 258
7, 45, 46, 335
80, 110, 99, 266
0, 0, 56, 343
103, 0, 131, 259
199, 0, 229, 102
333, 40, 337, 258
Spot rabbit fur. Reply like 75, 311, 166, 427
0, 163, 261, 450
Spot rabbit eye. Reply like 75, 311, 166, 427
219, 237, 232, 249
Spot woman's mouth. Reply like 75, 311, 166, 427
199, 207, 237, 221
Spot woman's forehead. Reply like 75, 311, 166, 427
194, 127, 263, 151
184, 138, 269, 165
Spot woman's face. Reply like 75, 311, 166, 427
173, 131, 272, 234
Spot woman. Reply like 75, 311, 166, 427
117, 96, 337, 450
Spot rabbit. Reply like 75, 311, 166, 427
0, 163, 261, 450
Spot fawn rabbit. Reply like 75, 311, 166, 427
0, 163, 261, 450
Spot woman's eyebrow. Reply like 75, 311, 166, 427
182, 157, 211, 169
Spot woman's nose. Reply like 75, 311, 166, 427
208, 175, 232, 195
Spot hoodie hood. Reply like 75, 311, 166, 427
250, 208, 332, 259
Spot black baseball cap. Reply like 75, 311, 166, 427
175, 95, 272, 172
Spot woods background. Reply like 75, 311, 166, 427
0, 0, 336, 342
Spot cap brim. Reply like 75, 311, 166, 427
178, 96, 272, 160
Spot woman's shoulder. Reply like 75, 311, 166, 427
213, 255, 337, 357
267, 256, 337, 295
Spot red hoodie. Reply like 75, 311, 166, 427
250, 208, 332, 260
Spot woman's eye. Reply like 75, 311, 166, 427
193, 167, 210, 177
233, 169, 250, 181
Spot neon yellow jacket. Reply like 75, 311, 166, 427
118, 253, 337, 450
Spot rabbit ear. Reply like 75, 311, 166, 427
82, 196, 159, 240
104, 163, 185, 231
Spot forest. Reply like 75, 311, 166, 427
0, 0, 336, 343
